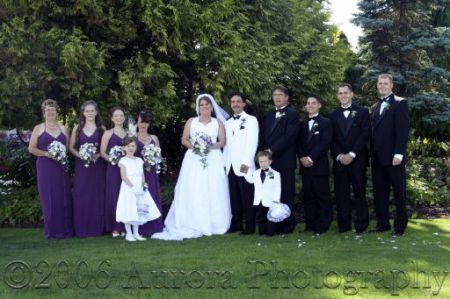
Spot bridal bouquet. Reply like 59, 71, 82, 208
190, 132, 212, 169
47, 141, 68, 166
108, 145, 125, 165
141, 143, 166, 174
79, 142, 97, 167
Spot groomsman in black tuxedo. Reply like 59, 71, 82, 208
223, 92, 259, 234
297, 96, 333, 234
329, 83, 370, 234
262, 86, 300, 234
371, 74, 409, 236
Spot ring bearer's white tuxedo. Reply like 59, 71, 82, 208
245, 167, 281, 208
223, 111, 259, 176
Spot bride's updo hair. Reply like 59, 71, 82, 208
198, 96, 216, 118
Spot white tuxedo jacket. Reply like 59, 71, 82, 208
223, 111, 259, 176
245, 168, 281, 207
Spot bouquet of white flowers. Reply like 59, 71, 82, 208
47, 141, 68, 166
108, 145, 125, 165
141, 143, 166, 174
79, 142, 97, 167
190, 132, 213, 169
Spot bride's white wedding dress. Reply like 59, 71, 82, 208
152, 117, 231, 240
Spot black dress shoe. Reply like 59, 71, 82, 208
355, 230, 365, 235
338, 228, 352, 233
227, 228, 242, 233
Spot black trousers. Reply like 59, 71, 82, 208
256, 203, 275, 236
228, 166, 255, 232
276, 169, 296, 234
334, 163, 369, 233
302, 174, 332, 234
372, 155, 408, 233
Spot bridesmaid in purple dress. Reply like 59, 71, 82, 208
28, 99, 73, 239
135, 110, 164, 236
69, 101, 106, 237
100, 107, 128, 237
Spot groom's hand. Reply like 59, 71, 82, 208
240, 164, 249, 174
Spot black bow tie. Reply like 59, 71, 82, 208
276, 108, 286, 113
260, 169, 269, 182
380, 97, 389, 102
233, 115, 241, 120
340, 106, 351, 112
308, 116, 318, 122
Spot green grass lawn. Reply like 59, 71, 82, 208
1, 219, 449, 299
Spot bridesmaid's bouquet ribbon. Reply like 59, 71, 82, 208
47, 141, 68, 166
79, 143, 97, 167
108, 145, 125, 165
141, 143, 166, 174
190, 132, 212, 169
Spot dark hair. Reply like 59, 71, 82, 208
338, 83, 353, 92
198, 96, 216, 118
75, 100, 104, 150
272, 85, 289, 96
136, 110, 154, 134
122, 135, 137, 146
257, 150, 272, 161
108, 106, 128, 130
308, 95, 323, 104
228, 91, 246, 103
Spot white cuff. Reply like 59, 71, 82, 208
307, 156, 313, 163
336, 154, 343, 162
394, 154, 403, 161
349, 152, 356, 158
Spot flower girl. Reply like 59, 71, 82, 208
116, 136, 161, 241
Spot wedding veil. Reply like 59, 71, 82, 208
195, 93, 229, 123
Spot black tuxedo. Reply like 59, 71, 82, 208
262, 106, 300, 233
371, 93, 409, 233
329, 104, 370, 233
297, 115, 332, 234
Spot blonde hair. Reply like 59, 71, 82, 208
378, 73, 393, 83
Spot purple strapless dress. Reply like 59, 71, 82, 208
136, 139, 163, 236
36, 131, 73, 239
73, 129, 106, 237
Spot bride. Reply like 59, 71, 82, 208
152, 94, 231, 240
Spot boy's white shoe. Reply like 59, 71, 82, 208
125, 234, 136, 242
133, 234, 146, 241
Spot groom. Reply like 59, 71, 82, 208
223, 92, 259, 234
262, 86, 300, 234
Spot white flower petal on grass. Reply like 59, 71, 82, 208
433, 232, 439, 236
392, 246, 398, 250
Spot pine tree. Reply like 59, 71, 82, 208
353, 0, 450, 139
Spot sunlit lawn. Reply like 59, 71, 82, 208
1, 219, 449, 298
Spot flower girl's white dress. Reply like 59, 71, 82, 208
116, 156, 161, 225
152, 117, 231, 240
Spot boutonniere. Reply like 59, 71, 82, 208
384, 103, 391, 111
267, 170, 274, 179
312, 122, 319, 130
276, 112, 286, 119
239, 118, 246, 129
351, 110, 357, 118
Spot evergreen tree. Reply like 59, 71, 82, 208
353, 0, 450, 139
